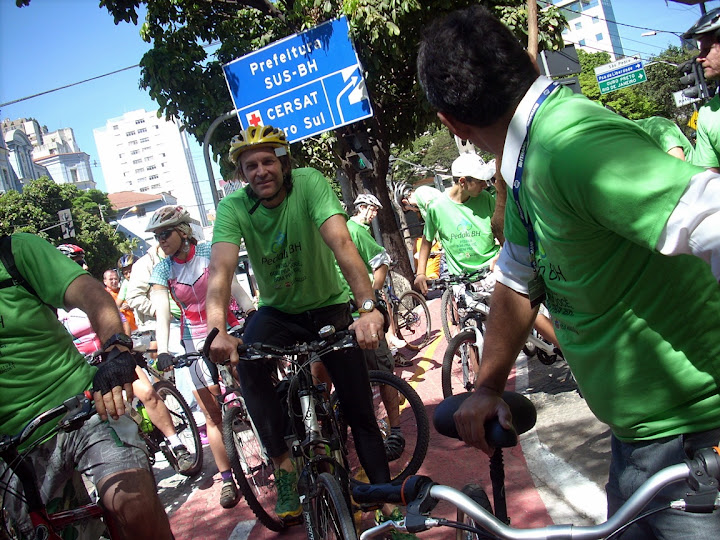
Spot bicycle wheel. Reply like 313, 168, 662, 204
394, 290, 431, 350
441, 287, 461, 342
442, 329, 484, 398
456, 484, 496, 540
222, 405, 285, 532
306, 472, 357, 540
153, 380, 203, 476
342, 370, 429, 484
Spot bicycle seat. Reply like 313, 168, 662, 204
432, 391, 537, 448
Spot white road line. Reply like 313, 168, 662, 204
515, 355, 608, 525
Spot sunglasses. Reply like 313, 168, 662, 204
154, 229, 175, 241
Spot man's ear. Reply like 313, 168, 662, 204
437, 112, 474, 140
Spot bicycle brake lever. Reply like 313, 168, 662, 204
59, 394, 95, 432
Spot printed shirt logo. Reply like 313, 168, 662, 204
456, 219, 472, 233
271, 232, 287, 254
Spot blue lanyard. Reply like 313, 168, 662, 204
511, 82, 558, 277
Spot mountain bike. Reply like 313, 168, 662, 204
0, 393, 111, 539
384, 272, 432, 351
353, 392, 720, 539
429, 268, 491, 344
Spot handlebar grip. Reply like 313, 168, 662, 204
352, 476, 435, 505
203, 327, 220, 358
433, 391, 537, 448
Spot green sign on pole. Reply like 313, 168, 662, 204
598, 70, 647, 94
595, 58, 647, 95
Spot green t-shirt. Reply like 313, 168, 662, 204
634, 116, 694, 164
413, 185, 442, 220
504, 86, 720, 442
694, 94, 720, 169
0, 233, 95, 446
336, 219, 385, 297
213, 168, 349, 313
423, 192, 499, 275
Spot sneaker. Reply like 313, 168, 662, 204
173, 445, 194, 473
220, 480, 240, 508
384, 432, 406, 462
374, 508, 419, 540
198, 424, 209, 446
394, 354, 413, 368
274, 468, 302, 519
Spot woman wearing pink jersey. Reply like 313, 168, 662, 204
147, 206, 254, 509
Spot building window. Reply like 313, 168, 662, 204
592, 16, 599, 23
126, 131, 136, 137
137, 128, 147, 134
129, 140, 138, 146
142, 146, 151, 151
113, 125, 119, 130
145, 156, 153, 161
128, 181, 133, 186
140, 187, 149, 192
596, 33, 604, 41
151, 183, 161, 189
70, 169, 79, 183
161, 162, 167, 168
575, 22, 582, 30
160, 153, 166, 157
579, 39, 586, 46
149, 174, 159, 180
137, 177, 146, 182
135, 168, 144, 173
131, 149, 139, 155
135, 119, 145, 124
146, 165, 156, 171
133, 159, 142, 164
139, 137, 149, 143
154, 125, 160, 130
118, 153, 124, 158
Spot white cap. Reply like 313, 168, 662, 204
452, 153, 486, 180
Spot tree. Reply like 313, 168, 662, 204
0, 178, 123, 278
83, 0, 565, 280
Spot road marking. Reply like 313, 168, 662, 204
227, 520, 256, 539
515, 355, 608, 525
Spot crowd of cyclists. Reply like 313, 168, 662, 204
3, 5, 720, 540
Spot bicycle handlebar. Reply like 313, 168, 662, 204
354, 447, 720, 539
426, 268, 491, 290
0, 392, 95, 454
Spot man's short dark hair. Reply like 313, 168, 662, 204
417, 4, 538, 127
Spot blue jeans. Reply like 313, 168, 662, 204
606, 427, 720, 539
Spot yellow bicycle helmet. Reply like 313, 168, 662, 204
229, 125, 289, 164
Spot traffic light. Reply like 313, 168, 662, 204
344, 131, 373, 174
678, 58, 709, 101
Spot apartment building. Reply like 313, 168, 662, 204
93, 109, 208, 226
554, 0, 625, 61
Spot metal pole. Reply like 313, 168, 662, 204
203, 109, 238, 210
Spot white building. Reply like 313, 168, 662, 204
3, 129, 50, 186
554, 0, 625, 61
33, 127, 96, 191
93, 109, 209, 226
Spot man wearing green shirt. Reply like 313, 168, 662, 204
685, 8, 720, 172
205, 125, 389, 520
418, 5, 720, 537
635, 116, 695, 162
0, 233, 171, 539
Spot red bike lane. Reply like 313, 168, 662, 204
165, 297, 554, 539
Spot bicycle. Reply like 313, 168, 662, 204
384, 272, 432, 351
352, 392, 720, 539
0, 393, 111, 539
203, 326, 429, 538
432, 272, 566, 398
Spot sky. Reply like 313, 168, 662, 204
1, 0, 719, 195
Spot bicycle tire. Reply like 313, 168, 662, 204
456, 483, 496, 540
222, 405, 285, 532
394, 290, 432, 350
442, 329, 484, 398
342, 370, 429, 484
441, 287, 461, 342
306, 472, 358, 540
153, 380, 203, 476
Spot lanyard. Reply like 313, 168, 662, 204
511, 82, 558, 277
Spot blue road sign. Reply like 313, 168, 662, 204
223, 16, 373, 143
595, 62, 643, 83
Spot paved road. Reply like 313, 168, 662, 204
153, 296, 612, 538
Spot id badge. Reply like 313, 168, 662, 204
528, 274, 546, 308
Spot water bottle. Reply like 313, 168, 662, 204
129, 402, 154, 433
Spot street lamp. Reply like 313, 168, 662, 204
114, 206, 137, 232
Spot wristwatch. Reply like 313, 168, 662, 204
358, 299, 376, 314
102, 333, 133, 352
